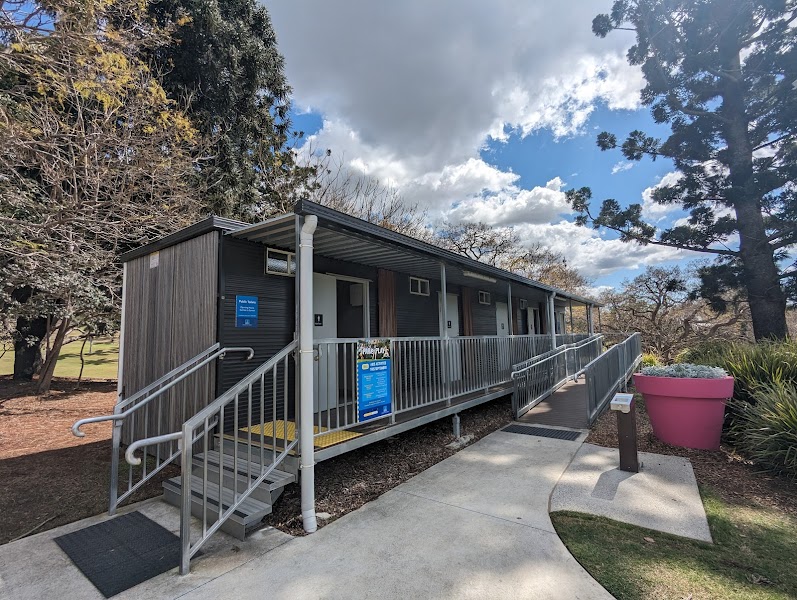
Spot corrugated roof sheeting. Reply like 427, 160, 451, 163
229, 206, 599, 307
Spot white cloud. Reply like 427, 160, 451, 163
267, 1, 697, 281
511, 221, 691, 277
446, 177, 570, 226
611, 161, 634, 175
641, 171, 683, 221
270, 0, 642, 179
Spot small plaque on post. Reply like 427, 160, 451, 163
611, 392, 634, 413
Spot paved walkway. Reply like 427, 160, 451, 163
518, 379, 590, 428
551, 443, 712, 542
0, 429, 612, 600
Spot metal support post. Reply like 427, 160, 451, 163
548, 292, 557, 349
440, 263, 450, 406
611, 393, 639, 473
452, 413, 461, 438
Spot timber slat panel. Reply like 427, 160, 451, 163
121, 232, 218, 444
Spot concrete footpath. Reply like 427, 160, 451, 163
0, 429, 612, 600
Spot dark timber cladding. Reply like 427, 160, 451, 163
121, 231, 218, 443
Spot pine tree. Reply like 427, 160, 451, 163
568, 0, 797, 340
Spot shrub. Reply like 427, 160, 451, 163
640, 352, 662, 368
641, 363, 729, 379
681, 340, 797, 405
730, 382, 797, 479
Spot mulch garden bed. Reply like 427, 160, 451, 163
0, 376, 176, 544
586, 389, 797, 516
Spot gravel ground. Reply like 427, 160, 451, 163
265, 397, 513, 535
586, 389, 797, 515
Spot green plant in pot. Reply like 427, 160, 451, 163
634, 364, 734, 451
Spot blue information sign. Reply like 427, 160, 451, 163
356, 339, 392, 422
235, 295, 258, 328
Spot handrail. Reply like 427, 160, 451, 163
186, 340, 297, 430
510, 334, 604, 419
124, 339, 297, 463
511, 334, 603, 377
116, 343, 220, 411
126, 432, 182, 466
71, 346, 254, 437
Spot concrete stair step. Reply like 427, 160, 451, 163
162, 474, 272, 541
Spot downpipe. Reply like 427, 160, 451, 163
299, 216, 318, 533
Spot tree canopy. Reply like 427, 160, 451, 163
600, 265, 751, 361
568, 0, 797, 340
0, 0, 203, 391
145, 0, 315, 220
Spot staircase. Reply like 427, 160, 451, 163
161, 448, 295, 540
157, 340, 298, 574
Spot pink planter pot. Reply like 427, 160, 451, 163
633, 374, 735, 451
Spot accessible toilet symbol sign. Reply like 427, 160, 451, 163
235, 295, 258, 328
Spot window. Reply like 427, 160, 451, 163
409, 276, 430, 296
266, 248, 296, 276
518, 299, 528, 310
478, 291, 491, 305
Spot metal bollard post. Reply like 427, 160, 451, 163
610, 393, 639, 473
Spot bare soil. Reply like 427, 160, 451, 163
0, 376, 176, 544
586, 390, 797, 515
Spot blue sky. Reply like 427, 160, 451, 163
269, 0, 704, 293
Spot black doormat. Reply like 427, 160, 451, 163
54, 511, 181, 598
503, 424, 581, 441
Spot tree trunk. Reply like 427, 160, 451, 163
36, 318, 70, 395
10, 287, 47, 381
720, 36, 788, 341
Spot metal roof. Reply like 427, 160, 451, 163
229, 201, 600, 307
120, 216, 247, 263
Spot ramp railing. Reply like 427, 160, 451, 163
510, 334, 603, 418
71, 343, 254, 515
312, 334, 553, 436
585, 332, 642, 424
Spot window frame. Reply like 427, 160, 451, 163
265, 247, 296, 277
409, 276, 430, 296
478, 290, 491, 305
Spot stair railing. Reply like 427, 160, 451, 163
72, 343, 254, 514
125, 339, 297, 575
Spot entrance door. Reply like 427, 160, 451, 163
495, 301, 510, 374
495, 302, 509, 336
313, 274, 338, 412
439, 293, 461, 381
528, 307, 540, 334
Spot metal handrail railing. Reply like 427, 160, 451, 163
71, 345, 254, 437
585, 332, 642, 424
126, 339, 298, 575
71, 344, 254, 515
311, 334, 554, 437
510, 334, 604, 418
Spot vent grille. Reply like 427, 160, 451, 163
502, 424, 581, 441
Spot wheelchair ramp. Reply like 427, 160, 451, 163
516, 379, 589, 429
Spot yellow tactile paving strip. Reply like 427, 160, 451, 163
239, 419, 362, 449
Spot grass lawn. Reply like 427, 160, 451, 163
0, 338, 118, 380
553, 487, 797, 600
